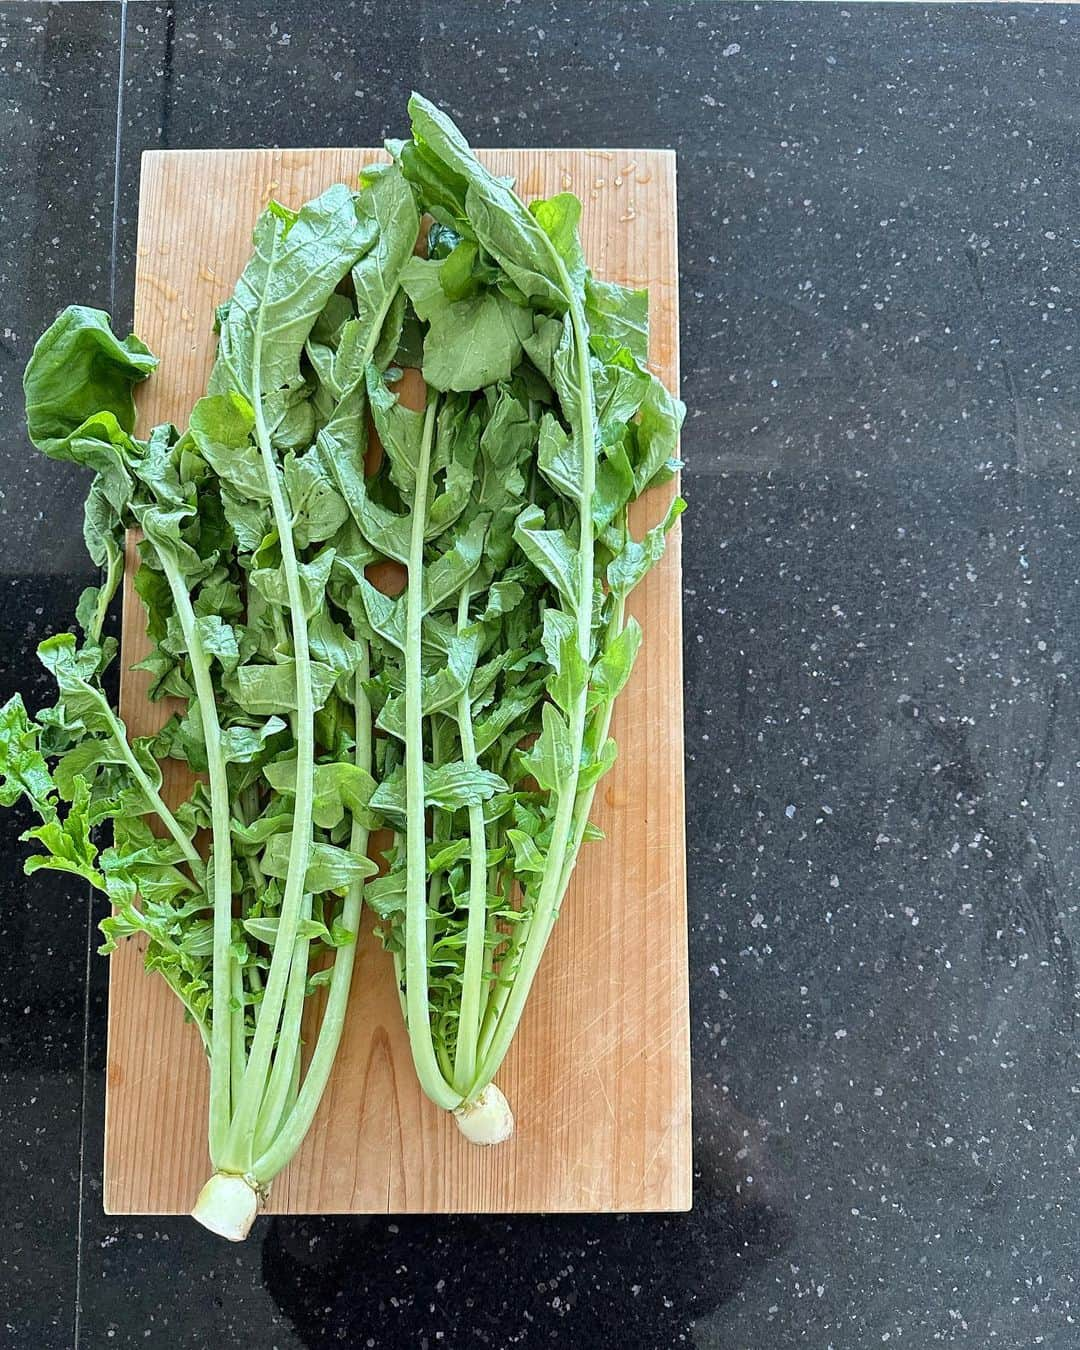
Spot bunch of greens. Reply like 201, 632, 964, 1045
8, 162, 421, 1240
356, 97, 686, 1140
2, 93, 684, 1234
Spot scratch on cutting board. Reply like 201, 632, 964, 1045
593, 1065, 617, 1124
643, 1120, 673, 1181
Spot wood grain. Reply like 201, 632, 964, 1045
104, 146, 688, 1215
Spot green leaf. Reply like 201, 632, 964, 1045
230, 809, 292, 853
83, 480, 124, 570
210, 183, 371, 432
585, 276, 649, 364
284, 449, 350, 547
593, 439, 635, 532
427, 838, 471, 871
575, 737, 617, 792
593, 338, 651, 429
370, 760, 508, 825
536, 412, 582, 500
406, 95, 569, 310
529, 193, 586, 292
188, 392, 267, 502
356, 578, 407, 651
228, 659, 339, 715
366, 364, 426, 499
507, 827, 545, 875
352, 161, 421, 363
427, 394, 483, 535
607, 496, 686, 597
364, 869, 406, 920
311, 388, 371, 543
524, 314, 581, 427
219, 716, 287, 764
0, 695, 54, 812
376, 633, 478, 739
477, 579, 525, 623
545, 629, 588, 715
421, 514, 489, 613
343, 482, 412, 564
439, 238, 482, 301
307, 611, 367, 684
260, 833, 378, 895
400, 255, 533, 392
250, 546, 336, 617
24, 306, 156, 451
520, 702, 574, 794
36, 634, 123, 741
136, 503, 216, 589
633, 375, 686, 497
243, 915, 354, 949
424, 760, 509, 810
264, 758, 378, 831
589, 618, 643, 711
195, 614, 241, 673
21, 776, 105, 889
241, 912, 351, 945
472, 685, 543, 757
221, 487, 270, 553
513, 505, 578, 608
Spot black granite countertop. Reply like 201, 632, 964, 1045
2, 3, 1079, 1346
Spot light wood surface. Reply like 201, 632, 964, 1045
104, 145, 689, 1215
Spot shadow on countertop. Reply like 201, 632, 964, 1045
260, 1079, 793, 1348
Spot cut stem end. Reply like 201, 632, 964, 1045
452, 1083, 515, 1146
191, 1172, 260, 1242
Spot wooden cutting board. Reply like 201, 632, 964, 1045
104, 145, 689, 1215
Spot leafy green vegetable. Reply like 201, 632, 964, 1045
8, 157, 426, 1238
7, 96, 685, 1216
363, 94, 686, 1134
400, 255, 533, 391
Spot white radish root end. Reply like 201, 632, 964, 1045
191, 1172, 260, 1241
453, 1083, 515, 1145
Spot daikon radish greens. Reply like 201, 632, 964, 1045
355, 95, 686, 1142
1, 92, 684, 1240
7, 163, 420, 1240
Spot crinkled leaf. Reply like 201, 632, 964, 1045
400, 254, 533, 393
0, 695, 54, 811
607, 496, 686, 597
588, 618, 642, 712
228, 658, 339, 715
264, 758, 378, 831
24, 306, 156, 451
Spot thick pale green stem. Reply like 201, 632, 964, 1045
476, 899, 524, 1064
155, 551, 234, 1160
452, 584, 487, 1094
253, 654, 373, 1179
221, 289, 317, 1174
558, 589, 627, 890
230, 957, 246, 1108
403, 397, 460, 1112
471, 268, 595, 1096
251, 892, 312, 1159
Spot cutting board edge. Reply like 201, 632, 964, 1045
140, 146, 678, 162
106, 143, 691, 1217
